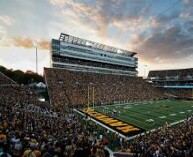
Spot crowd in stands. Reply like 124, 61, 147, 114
0, 85, 112, 157
45, 68, 165, 110
0, 72, 16, 85
0, 86, 50, 108
1, 84, 193, 156
164, 89, 193, 99
147, 68, 193, 99
128, 115, 193, 157
1, 67, 193, 156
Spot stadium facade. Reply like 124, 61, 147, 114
147, 68, 193, 99
51, 33, 138, 76
45, 33, 165, 109
147, 68, 193, 87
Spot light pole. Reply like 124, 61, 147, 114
36, 46, 38, 74
33, 41, 39, 74
143, 65, 147, 79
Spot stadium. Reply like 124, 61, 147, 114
1, 31, 193, 156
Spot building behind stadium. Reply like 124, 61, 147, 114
147, 68, 193, 100
50, 33, 138, 76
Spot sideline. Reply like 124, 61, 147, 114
74, 108, 151, 141
74, 108, 191, 157
74, 109, 124, 157
74, 108, 191, 139
74, 109, 128, 139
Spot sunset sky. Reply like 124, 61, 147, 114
0, 0, 193, 77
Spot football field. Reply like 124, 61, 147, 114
94, 100, 193, 131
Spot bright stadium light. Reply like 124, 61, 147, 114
86, 41, 92, 46
143, 65, 148, 78
117, 49, 123, 54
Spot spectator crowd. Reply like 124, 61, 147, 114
0, 85, 111, 157
148, 68, 193, 99
1, 68, 193, 156
45, 68, 165, 110
164, 89, 192, 100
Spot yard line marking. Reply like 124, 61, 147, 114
159, 116, 166, 119
118, 115, 152, 130
145, 119, 154, 122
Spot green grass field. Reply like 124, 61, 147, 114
94, 100, 193, 131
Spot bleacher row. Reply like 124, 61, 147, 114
0, 86, 113, 157
44, 68, 165, 111
0, 68, 193, 156
164, 89, 193, 99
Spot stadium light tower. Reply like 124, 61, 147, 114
33, 41, 39, 74
143, 65, 147, 78
36, 46, 38, 73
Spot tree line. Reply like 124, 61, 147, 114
0, 65, 44, 84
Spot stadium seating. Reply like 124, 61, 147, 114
164, 88, 193, 99
44, 68, 165, 110
0, 86, 111, 157
0, 86, 49, 107
147, 68, 193, 99
0, 71, 193, 156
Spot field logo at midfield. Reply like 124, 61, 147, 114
82, 109, 145, 136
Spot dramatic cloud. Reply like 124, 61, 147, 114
180, 0, 193, 19
0, 25, 6, 36
0, 0, 193, 75
49, 0, 150, 38
183, 0, 193, 7
0, 36, 50, 50
0, 25, 9, 47
11, 38, 50, 50
150, 11, 180, 26
39, 40, 50, 50
132, 23, 193, 65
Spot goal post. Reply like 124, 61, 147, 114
84, 84, 95, 112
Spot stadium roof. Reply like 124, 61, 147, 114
59, 33, 137, 57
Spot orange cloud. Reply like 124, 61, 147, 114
39, 40, 50, 50
11, 37, 50, 50
12, 38, 34, 48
